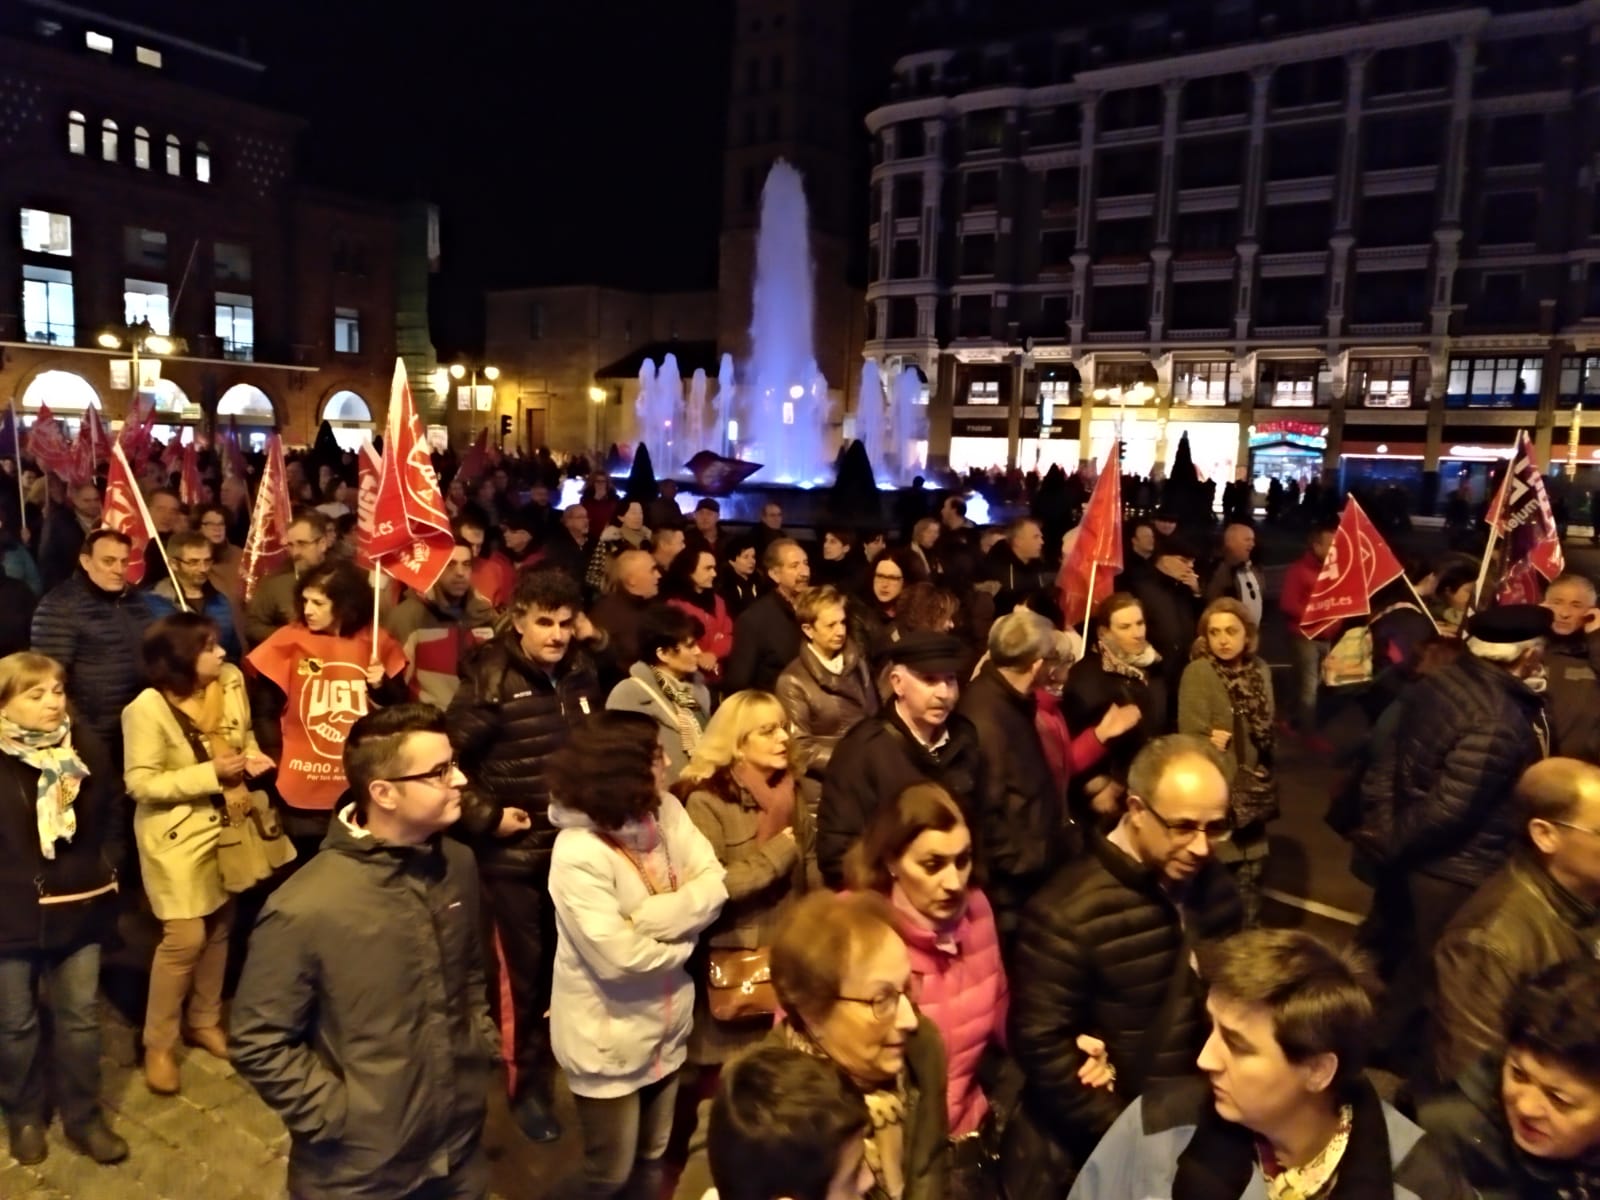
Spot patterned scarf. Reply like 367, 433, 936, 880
1099, 634, 1160, 684
783, 1022, 909, 1199
1207, 653, 1273, 754
652, 668, 704, 759
1257, 1104, 1352, 1200
0, 716, 89, 860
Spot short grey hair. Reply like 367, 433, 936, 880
1127, 733, 1217, 803
988, 609, 1055, 669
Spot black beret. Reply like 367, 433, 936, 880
886, 631, 966, 676
1466, 603, 1554, 644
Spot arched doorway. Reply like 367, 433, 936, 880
216, 384, 275, 451
19, 369, 100, 435
148, 379, 200, 446
321, 390, 373, 450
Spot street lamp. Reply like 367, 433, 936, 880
98, 320, 186, 418
450, 361, 499, 438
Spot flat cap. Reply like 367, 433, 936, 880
1466, 603, 1554, 643
886, 631, 967, 676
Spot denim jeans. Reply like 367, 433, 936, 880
0, 942, 104, 1130
1290, 637, 1329, 732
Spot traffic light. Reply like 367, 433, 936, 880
499, 414, 512, 440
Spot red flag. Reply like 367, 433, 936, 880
1057, 444, 1124, 629
221, 416, 249, 487
102, 441, 158, 586
1482, 430, 1565, 605
368, 360, 453, 594
456, 428, 489, 486
1300, 497, 1405, 637
179, 442, 202, 507
27, 405, 77, 482
240, 433, 293, 602
355, 440, 381, 569
158, 436, 183, 478
80, 406, 112, 470
118, 392, 157, 471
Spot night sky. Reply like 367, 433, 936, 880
85, 0, 744, 351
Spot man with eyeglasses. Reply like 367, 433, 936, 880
232, 703, 497, 1200
1004, 734, 1241, 1196
244, 511, 333, 645
146, 530, 242, 659
1430, 757, 1600, 1085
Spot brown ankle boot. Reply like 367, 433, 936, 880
182, 1025, 229, 1060
144, 1047, 180, 1095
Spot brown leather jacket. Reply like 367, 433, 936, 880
1432, 851, 1600, 1082
773, 642, 880, 774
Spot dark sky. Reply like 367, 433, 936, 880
88, 0, 742, 352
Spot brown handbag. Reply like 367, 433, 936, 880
705, 946, 777, 1021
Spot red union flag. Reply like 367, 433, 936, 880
368, 359, 452, 594
240, 433, 293, 602
102, 441, 158, 586
1058, 444, 1124, 628
354, 439, 382, 569
179, 441, 202, 506
1300, 497, 1405, 638
27, 404, 77, 482
1483, 430, 1565, 605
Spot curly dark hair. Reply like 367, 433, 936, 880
511, 568, 583, 617
547, 711, 662, 831
638, 603, 704, 666
296, 562, 373, 638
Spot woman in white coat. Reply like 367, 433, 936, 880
547, 709, 727, 1198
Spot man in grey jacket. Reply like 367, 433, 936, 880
231, 704, 498, 1200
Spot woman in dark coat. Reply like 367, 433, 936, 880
0, 652, 127, 1165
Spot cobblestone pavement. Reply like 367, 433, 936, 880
0, 998, 578, 1200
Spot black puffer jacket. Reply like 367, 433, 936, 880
1062, 652, 1169, 790
0, 722, 122, 953
445, 634, 601, 877
30, 572, 156, 756
957, 663, 1075, 940
817, 706, 985, 888
1007, 833, 1240, 1182
1359, 654, 1548, 888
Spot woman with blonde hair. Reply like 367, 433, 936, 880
1178, 595, 1277, 926
675, 690, 819, 1065
0, 652, 127, 1164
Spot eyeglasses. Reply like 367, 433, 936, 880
1548, 820, 1600, 838
836, 986, 912, 1022
1137, 799, 1234, 843
384, 758, 459, 787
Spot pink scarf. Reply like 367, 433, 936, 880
730, 760, 796, 842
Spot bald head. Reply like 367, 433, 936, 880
1522, 758, 1600, 903
614, 549, 660, 600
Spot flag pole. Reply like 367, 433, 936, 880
1471, 429, 1522, 608
8, 403, 25, 545
1082, 560, 1097, 637
115, 443, 188, 612
371, 562, 382, 660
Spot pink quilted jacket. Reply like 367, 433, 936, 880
894, 887, 1009, 1136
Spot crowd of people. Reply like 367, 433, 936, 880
0, 441, 1597, 1200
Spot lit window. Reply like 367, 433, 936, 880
133, 126, 150, 169
20, 209, 72, 256
100, 118, 117, 162
22, 265, 75, 345
333, 307, 361, 354
165, 134, 180, 176
136, 45, 162, 68
85, 31, 113, 54
124, 279, 170, 335
967, 380, 1001, 404
195, 141, 210, 183
67, 110, 85, 155
215, 292, 254, 360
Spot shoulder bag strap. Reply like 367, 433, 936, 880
1126, 911, 1196, 1096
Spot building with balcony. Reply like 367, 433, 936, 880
0, 1, 415, 448
864, 0, 1600, 506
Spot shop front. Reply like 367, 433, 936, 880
1248, 420, 1326, 491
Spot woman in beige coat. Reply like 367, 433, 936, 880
673, 690, 819, 1065
123, 613, 273, 1095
